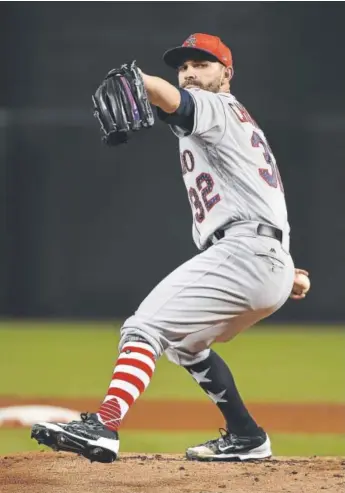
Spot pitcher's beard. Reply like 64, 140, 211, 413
182, 78, 222, 93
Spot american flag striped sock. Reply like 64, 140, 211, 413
97, 341, 156, 431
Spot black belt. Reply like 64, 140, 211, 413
214, 223, 283, 242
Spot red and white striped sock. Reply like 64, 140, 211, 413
97, 341, 156, 431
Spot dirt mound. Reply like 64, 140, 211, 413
1, 452, 344, 493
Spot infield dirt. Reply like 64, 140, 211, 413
1, 453, 344, 493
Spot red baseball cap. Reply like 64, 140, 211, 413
163, 33, 233, 69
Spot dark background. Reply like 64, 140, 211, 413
1, 2, 344, 321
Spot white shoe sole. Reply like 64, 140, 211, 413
31, 422, 119, 463
186, 436, 272, 462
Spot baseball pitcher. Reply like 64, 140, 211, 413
32, 33, 310, 463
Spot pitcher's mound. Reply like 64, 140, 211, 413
1, 452, 344, 493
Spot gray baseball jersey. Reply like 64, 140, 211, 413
171, 88, 290, 251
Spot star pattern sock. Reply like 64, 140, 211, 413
184, 349, 264, 437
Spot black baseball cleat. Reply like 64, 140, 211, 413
186, 428, 271, 462
31, 412, 119, 463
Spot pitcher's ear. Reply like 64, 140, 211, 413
226, 67, 234, 80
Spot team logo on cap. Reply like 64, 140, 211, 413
184, 35, 197, 47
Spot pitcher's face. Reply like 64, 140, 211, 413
178, 60, 227, 93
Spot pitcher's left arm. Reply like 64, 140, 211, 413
141, 71, 225, 140
140, 72, 181, 113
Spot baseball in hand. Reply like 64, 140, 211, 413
295, 273, 310, 294
290, 269, 310, 299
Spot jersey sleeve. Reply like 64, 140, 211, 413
186, 88, 227, 144
156, 89, 194, 133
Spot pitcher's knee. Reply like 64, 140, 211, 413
119, 322, 165, 359
165, 347, 211, 367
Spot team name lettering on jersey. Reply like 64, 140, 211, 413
181, 150, 195, 176
229, 101, 258, 128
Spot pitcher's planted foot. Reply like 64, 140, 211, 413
186, 428, 271, 462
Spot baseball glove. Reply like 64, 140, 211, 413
92, 61, 155, 146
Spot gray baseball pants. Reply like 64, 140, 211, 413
120, 221, 294, 366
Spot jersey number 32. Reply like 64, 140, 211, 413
189, 173, 220, 224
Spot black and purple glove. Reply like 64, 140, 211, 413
92, 61, 155, 146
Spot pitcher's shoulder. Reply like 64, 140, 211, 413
218, 92, 236, 101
